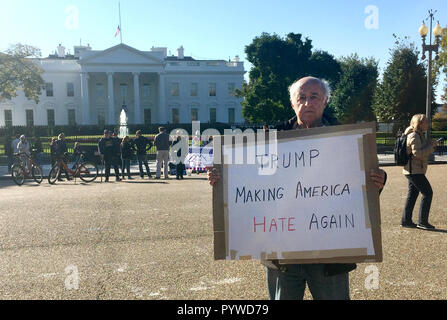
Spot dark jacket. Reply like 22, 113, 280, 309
264, 116, 386, 277
133, 136, 152, 155
154, 132, 170, 151
171, 138, 187, 162
121, 140, 134, 159
98, 137, 119, 159
55, 139, 68, 158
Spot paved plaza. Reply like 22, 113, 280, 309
0, 164, 447, 299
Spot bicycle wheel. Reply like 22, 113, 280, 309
11, 164, 25, 186
48, 165, 60, 185
32, 165, 43, 184
78, 162, 98, 182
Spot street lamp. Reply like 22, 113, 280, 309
419, 10, 443, 162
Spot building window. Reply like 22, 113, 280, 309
228, 108, 235, 124
209, 108, 216, 123
142, 84, 151, 98
171, 83, 179, 97
4, 110, 12, 127
172, 108, 179, 124
144, 109, 151, 125
190, 83, 198, 96
96, 83, 105, 98
45, 83, 53, 97
209, 83, 216, 97
228, 82, 235, 96
47, 109, 55, 127
68, 109, 76, 126
191, 108, 198, 121
25, 109, 34, 127
120, 84, 128, 98
67, 82, 74, 97
98, 109, 105, 126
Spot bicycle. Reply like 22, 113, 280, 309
11, 151, 43, 186
48, 152, 98, 184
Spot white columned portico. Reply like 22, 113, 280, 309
80, 72, 90, 125
133, 72, 140, 124
158, 72, 166, 123
107, 72, 115, 125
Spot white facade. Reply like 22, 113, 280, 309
0, 43, 245, 127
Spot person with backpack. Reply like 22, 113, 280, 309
401, 114, 438, 230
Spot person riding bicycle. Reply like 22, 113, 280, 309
16, 135, 31, 170
55, 133, 71, 181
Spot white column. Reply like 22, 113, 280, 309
80, 72, 90, 125
158, 73, 167, 124
133, 72, 140, 124
107, 72, 115, 125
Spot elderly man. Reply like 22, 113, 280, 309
208, 76, 386, 300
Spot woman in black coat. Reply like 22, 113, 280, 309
120, 136, 134, 179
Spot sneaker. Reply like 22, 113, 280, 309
401, 222, 417, 228
417, 223, 435, 230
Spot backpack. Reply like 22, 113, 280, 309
394, 133, 411, 166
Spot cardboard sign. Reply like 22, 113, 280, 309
212, 122, 382, 264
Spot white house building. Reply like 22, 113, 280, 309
0, 43, 245, 127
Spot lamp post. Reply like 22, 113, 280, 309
419, 10, 443, 162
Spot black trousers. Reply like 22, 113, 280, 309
176, 162, 184, 178
104, 157, 120, 180
402, 174, 433, 225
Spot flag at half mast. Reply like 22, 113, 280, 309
114, 25, 121, 38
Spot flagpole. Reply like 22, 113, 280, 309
119, 1, 123, 44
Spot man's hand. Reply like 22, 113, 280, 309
207, 167, 220, 186
370, 168, 386, 189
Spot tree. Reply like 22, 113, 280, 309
330, 54, 378, 124
0, 43, 45, 104
372, 38, 431, 132
238, 33, 341, 124
434, 27, 447, 102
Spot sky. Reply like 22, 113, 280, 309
1, 0, 447, 101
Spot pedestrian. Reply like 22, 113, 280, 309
10, 134, 20, 169
71, 142, 82, 170
401, 114, 438, 230
50, 137, 57, 167
154, 127, 170, 179
171, 134, 186, 180
133, 130, 153, 179
208, 76, 387, 300
31, 136, 43, 165
55, 133, 71, 181
120, 136, 133, 180
5, 135, 13, 173
98, 130, 121, 182
11, 134, 20, 155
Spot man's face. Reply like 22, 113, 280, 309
292, 79, 328, 128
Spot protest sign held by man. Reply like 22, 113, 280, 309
208, 76, 387, 300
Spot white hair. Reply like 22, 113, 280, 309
288, 77, 331, 107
